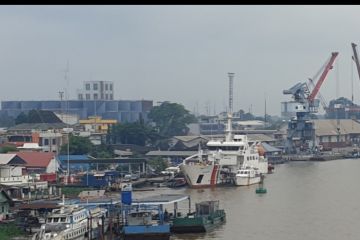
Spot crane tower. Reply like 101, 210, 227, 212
283, 52, 338, 154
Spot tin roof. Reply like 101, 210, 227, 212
16, 152, 55, 168
132, 194, 190, 205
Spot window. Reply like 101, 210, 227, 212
44, 139, 49, 145
86, 83, 90, 90
105, 94, 108, 100
78, 94, 83, 100
110, 94, 113, 100
93, 83, 98, 90
86, 94, 90, 100
110, 84, 113, 90
105, 84, 108, 90
52, 139, 56, 145
94, 93, 98, 100
196, 174, 204, 184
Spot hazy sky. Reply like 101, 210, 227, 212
1, 5, 360, 116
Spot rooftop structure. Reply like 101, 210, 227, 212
77, 80, 114, 101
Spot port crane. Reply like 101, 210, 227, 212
283, 52, 339, 154
351, 43, 360, 82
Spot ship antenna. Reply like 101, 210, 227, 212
225, 73, 234, 142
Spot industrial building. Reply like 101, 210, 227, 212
0, 99, 153, 123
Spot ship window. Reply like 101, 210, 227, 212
61, 217, 66, 222
53, 217, 59, 222
196, 174, 204, 184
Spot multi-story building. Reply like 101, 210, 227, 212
0, 99, 153, 123
77, 80, 114, 100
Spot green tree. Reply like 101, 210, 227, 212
0, 145, 18, 153
90, 144, 114, 158
60, 135, 93, 155
109, 122, 161, 146
148, 102, 197, 138
147, 157, 169, 173
15, 112, 28, 125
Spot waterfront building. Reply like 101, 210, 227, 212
16, 152, 59, 174
279, 119, 360, 150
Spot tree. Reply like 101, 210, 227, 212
60, 135, 93, 155
109, 122, 162, 146
90, 144, 114, 158
147, 157, 169, 173
0, 145, 18, 153
148, 102, 197, 138
15, 112, 28, 125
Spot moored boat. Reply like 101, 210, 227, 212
121, 210, 170, 240
235, 166, 261, 186
171, 200, 226, 233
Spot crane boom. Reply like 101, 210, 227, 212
351, 43, 360, 82
308, 52, 339, 102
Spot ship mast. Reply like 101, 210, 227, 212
225, 73, 234, 142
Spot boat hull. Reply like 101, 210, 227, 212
123, 225, 170, 240
235, 176, 261, 186
171, 211, 226, 233
180, 163, 219, 188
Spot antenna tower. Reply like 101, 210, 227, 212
228, 73, 234, 114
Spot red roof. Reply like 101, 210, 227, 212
15, 152, 55, 168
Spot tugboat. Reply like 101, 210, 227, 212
171, 200, 226, 233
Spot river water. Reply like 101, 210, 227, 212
140, 159, 360, 240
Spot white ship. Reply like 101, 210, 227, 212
33, 205, 108, 240
235, 166, 261, 186
180, 73, 268, 188
180, 112, 268, 188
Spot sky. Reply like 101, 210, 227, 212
1, 5, 360, 116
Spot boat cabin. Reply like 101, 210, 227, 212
195, 200, 220, 216
127, 211, 152, 226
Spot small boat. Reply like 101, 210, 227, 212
166, 177, 187, 188
121, 210, 170, 240
171, 200, 226, 233
235, 166, 261, 186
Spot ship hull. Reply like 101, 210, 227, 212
180, 164, 220, 188
234, 176, 261, 186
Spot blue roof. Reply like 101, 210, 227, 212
57, 155, 90, 161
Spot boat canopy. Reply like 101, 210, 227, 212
132, 194, 190, 206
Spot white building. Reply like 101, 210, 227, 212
77, 80, 114, 101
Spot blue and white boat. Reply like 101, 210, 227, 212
121, 208, 170, 240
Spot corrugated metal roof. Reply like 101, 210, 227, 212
313, 119, 360, 136
132, 194, 189, 205
146, 151, 197, 157
57, 155, 90, 161
0, 154, 17, 165
8, 122, 67, 131
16, 152, 55, 168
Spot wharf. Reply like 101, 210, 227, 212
285, 152, 344, 161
